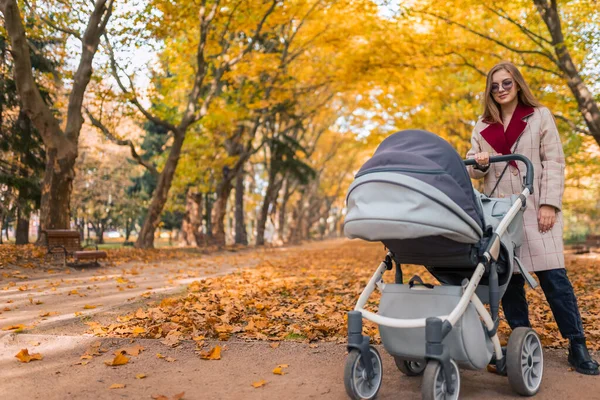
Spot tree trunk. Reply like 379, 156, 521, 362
234, 169, 248, 245
135, 133, 186, 249
4, 215, 10, 241
204, 192, 213, 243
211, 178, 234, 247
0, 0, 113, 236
277, 179, 294, 242
0, 211, 3, 244
38, 148, 77, 232
533, 0, 600, 144
181, 189, 203, 246
15, 208, 29, 245
92, 222, 105, 244
256, 174, 283, 246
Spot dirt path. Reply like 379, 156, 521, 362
1, 239, 599, 399
1, 334, 598, 399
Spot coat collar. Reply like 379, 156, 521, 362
480, 103, 535, 168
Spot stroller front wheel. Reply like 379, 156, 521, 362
344, 347, 383, 400
507, 327, 544, 396
394, 357, 426, 376
421, 359, 460, 400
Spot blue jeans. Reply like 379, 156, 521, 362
501, 268, 585, 341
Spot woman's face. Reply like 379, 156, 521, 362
490, 69, 518, 106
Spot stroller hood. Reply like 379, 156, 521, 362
344, 130, 484, 243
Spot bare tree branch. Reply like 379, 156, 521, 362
103, 34, 179, 133
23, 0, 83, 40
553, 113, 590, 136
483, 5, 552, 48
85, 107, 160, 177
418, 10, 559, 66
65, 0, 115, 141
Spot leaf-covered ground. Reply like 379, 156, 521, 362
93, 240, 600, 351
0, 243, 239, 269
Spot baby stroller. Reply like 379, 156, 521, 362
342, 130, 543, 400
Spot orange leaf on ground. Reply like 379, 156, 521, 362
151, 393, 184, 400
135, 373, 146, 379
132, 327, 146, 335
273, 367, 285, 375
2, 324, 25, 331
15, 348, 43, 363
115, 344, 144, 356
104, 352, 129, 366
199, 345, 221, 360
83, 305, 97, 310
270, 342, 280, 349
109, 383, 125, 389
252, 380, 267, 388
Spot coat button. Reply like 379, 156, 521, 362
496, 172, 500, 178
512, 169, 518, 176
499, 194, 505, 198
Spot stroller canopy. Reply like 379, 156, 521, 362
345, 129, 484, 244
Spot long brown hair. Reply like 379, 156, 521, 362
482, 61, 541, 124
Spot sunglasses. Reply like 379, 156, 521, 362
491, 80, 514, 94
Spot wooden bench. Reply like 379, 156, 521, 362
585, 234, 600, 248
41, 230, 108, 266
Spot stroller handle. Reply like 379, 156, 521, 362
464, 154, 534, 194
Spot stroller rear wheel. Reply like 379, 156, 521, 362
344, 347, 383, 400
506, 327, 543, 396
394, 357, 426, 376
421, 359, 460, 400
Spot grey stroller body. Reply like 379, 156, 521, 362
342, 130, 543, 400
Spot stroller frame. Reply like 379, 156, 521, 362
345, 154, 539, 399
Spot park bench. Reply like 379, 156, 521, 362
41, 230, 107, 266
570, 234, 600, 254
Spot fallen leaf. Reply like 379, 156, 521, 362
132, 326, 146, 335
2, 324, 25, 331
252, 379, 267, 388
151, 393, 185, 400
104, 352, 130, 366
15, 348, 43, 363
109, 383, 126, 389
199, 345, 221, 360
74, 312, 83, 317
272, 367, 285, 375
165, 357, 177, 362
115, 344, 145, 357
270, 342, 280, 349
135, 373, 146, 379
83, 305, 97, 310
156, 353, 165, 359
39, 311, 58, 317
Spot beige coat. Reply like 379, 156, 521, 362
467, 106, 565, 272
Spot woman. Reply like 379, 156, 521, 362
467, 61, 598, 375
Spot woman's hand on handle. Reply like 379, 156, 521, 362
474, 152, 490, 168
538, 205, 557, 233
